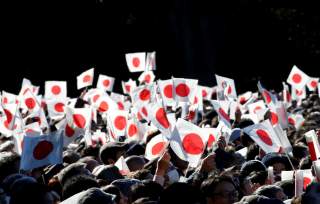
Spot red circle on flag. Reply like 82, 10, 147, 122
163, 84, 173, 98
3, 97, 8, 104
93, 94, 100, 103
51, 85, 61, 95
114, 116, 126, 130
141, 107, 148, 117
227, 86, 232, 94
139, 89, 151, 101
202, 90, 208, 97
103, 79, 110, 87
311, 80, 318, 88
239, 97, 246, 104
207, 134, 216, 148
175, 83, 190, 97
193, 96, 198, 104
98, 101, 109, 112
25, 98, 36, 109
83, 75, 91, 83
156, 108, 170, 129
292, 73, 302, 83
254, 106, 262, 114
285, 91, 291, 102
296, 89, 303, 96
182, 133, 204, 155
263, 90, 271, 104
117, 102, 124, 110
218, 108, 230, 121
256, 129, 273, 146
33, 140, 53, 160
3, 109, 12, 123
152, 141, 166, 155
128, 124, 138, 137
54, 103, 65, 113
73, 114, 86, 129
65, 124, 75, 137
144, 74, 151, 83
303, 177, 311, 190
132, 57, 140, 68
270, 112, 278, 125
288, 117, 295, 126
125, 85, 131, 93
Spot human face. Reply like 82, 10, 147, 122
273, 163, 286, 176
208, 181, 239, 204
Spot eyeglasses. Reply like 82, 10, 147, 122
212, 190, 239, 198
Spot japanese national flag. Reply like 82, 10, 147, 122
1, 103, 18, 131
46, 98, 66, 120
96, 74, 115, 92
292, 86, 306, 102
20, 131, 63, 170
24, 122, 43, 136
172, 78, 198, 103
125, 52, 146, 72
248, 100, 267, 115
146, 51, 156, 71
286, 65, 310, 90
257, 81, 277, 108
282, 82, 292, 107
77, 68, 94, 90
91, 130, 107, 146
215, 74, 237, 99
238, 91, 253, 105
19, 78, 39, 96
125, 118, 141, 141
275, 101, 289, 129
138, 71, 155, 85
122, 79, 137, 95
65, 107, 92, 145
23, 108, 50, 133
243, 120, 282, 153
2, 91, 17, 105
13, 131, 24, 155
192, 87, 203, 112
21, 89, 41, 114
170, 118, 208, 167
45, 81, 67, 99
131, 84, 156, 105
158, 79, 175, 107
110, 92, 126, 111
147, 101, 172, 137
288, 113, 304, 130
305, 130, 320, 161
210, 100, 231, 128
295, 169, 314, 197
115, 156, 130, 175
198, 85, 213, 100
83, 88, 104, 104
203, 128, 219, 150
145, 134, 168, 160
107, 110, 128, 139
307, 77, 319, 91
92, 93, 117, 114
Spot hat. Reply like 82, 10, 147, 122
240, 160, 267, 177
92, 165, 123, 184
111, 178, 142, 197
99, 142, 129, 164
61, 187, 116, 204
261, 153, 289, 168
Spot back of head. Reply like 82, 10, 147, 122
125, 155, 146, 172
130, 181, 163, 203
99, 142, 126, 165
93, 165, 124, 184
0, 151, 20, 183
254, 185, 283, 199
79, 188, 116, 204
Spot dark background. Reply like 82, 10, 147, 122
1, 0, 320, 97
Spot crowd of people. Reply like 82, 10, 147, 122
0, 67, 320, 204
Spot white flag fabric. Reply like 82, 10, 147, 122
92, 93, 117, 114
158, 79, 175, 107
107, 110, 128, 139
286, 65, 310, 90
77, 68, 94, 90
172, 78, 198, 103
96, 74, 115, 92
305, 130, 320, 161
46, 98, 66, 120
125, 52, 146, 72
125, 118, 141, 141
146, 51, 156, 71
115, 156, 130, 175
257, 81, 277, 108
131, 84, 156, 105
45, 81, 67, 99
203, 128, 219, 150
248, 100, 267, 116
210, 100, 231, 128
306, 77, 319, 91
215, 74, 237, 99
145, 134, 168, 160
147, 101, 172, 137
20, 131, 63, 170
1, 91, 17, 105
198, 85, 213, 100
238, 91, 253, 105
138, 71, 155, 85
243, 120, 282, 153
122, 79, 137, 95
282, 82, 292, 108
170, 118, 208, 167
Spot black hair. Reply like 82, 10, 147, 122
0, 151, 20, 183
130, 180, 163, 203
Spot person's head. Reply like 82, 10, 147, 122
0, 151, 20, 183
274, 180, 294, 199
240, 160, 267, 185
92, 165, 124, 185
62, 174, 99, 200
61, 188, 116, 204
63, 150, 81, 164
101, 184, 128, 204
201, 175, 238, 204
78, 156, 99, 172
254, 185, 287, 201
301, 182, 320, 204
57, 162, 92, 186
159, 182, 204, 204
261, 153, 289, 177
100, 142, 127, 165
125, 156, 146, 172
130, 181, 163, 203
